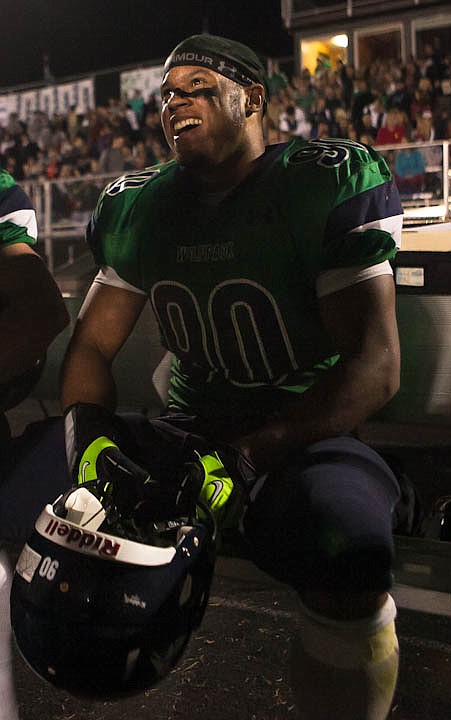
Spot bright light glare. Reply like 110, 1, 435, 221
331, 35, 348, 48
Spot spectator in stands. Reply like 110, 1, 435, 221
129, 88, 145, 126
312, 117, 330, 139
142, 92, 160, 118
337, 59, 354, 110
278, 104, 312, 140
46, 148, 60, 180
98, 133, 127, 174
410, 78, 433, 126
125, 102, 140, 140
414, 110, 435, 142
27, 110, 45, 145
323, 84, 343, 118
22, 150, 46, 180
334, 107, 351, 139
376, 109, 407, 145
66, 104, 80, 142
363, 94, 387, 135
121, 141, 136, 170
10, 132, 40, 180
292, 75, 316, 115
134, 139, 159, 167
359, 109, 378, 142
421, 38, 447, 84
5, 113, 22, 141
351, 77, 374, 133
71, 135, 94, 175
433, 78, 451, 139
360, 132, 376, 147
394, 143, 426, 194
403, 56, 421, 92
386, 78, 412, 116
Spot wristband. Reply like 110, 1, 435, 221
64, 402, 116, 481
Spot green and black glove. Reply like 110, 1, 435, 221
185, 445, 258, 531
64, 402, 153, 515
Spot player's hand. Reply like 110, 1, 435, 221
64, 402, 154, 516
186, 446, 258, 530
79, 440, 153, 512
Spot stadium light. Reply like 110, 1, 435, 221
331, 34, 348, 48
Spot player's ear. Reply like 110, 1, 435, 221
245, 84, 265, 116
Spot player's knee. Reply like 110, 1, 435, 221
320, 541, 394, 594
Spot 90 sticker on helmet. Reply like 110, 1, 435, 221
10, 487, 215, 698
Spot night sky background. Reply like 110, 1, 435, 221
2, 0, 293, 88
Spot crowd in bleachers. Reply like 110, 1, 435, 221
1, 43, 450, 184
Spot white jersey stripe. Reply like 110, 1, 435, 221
316, 260, 393, 298
348, 213, 403, 249
93, 265, 147, 295
0, 208, 37, 241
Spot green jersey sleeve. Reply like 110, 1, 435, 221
0, 170, 38, 248
321, 141, 403, 270
86, 167, 165, 293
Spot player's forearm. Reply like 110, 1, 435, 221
60, 339, 117, 413
235, 350, 400, 471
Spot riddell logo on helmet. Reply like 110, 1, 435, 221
44, 519, 121, 557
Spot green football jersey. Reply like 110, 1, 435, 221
88, 138, 403, 422
0, 170, 38, 248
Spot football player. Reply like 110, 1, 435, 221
58, 34, 403, 717
0, 169, 69, 720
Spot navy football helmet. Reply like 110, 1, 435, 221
11, 483, 215, 698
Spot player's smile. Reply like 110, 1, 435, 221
172, 117, 203, 139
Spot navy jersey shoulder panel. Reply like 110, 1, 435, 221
0, 185, 34, 215
325, 178, 403, 239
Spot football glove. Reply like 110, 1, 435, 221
186, 445, 258, 530
64, 402, 154, 514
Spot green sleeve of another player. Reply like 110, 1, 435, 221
0, 171, 38, 249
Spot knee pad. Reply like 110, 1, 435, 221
295, 594, 398, 671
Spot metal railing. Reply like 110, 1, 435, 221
22, 172, 117, 273
376, 140, 450, 225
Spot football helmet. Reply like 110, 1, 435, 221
10, 482, 215, 698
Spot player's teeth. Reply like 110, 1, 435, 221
174, 118, 202, 132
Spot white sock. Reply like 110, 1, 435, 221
291, 594, 399, 720
0, 551, 19, 720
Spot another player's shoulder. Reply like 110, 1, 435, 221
0, 170, 33, 212
0, 171, 37, 247
0, 169, 16, 194
93, 159, 178, 226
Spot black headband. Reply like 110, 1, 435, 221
164, 34, 269, 103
